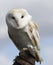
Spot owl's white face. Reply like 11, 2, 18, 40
6, 9, 32, 29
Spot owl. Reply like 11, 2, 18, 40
6, 9, 43, 63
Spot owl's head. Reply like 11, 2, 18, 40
6, 9, 32, 29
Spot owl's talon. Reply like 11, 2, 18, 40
22, 48, 28, 51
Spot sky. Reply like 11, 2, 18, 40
0, 0, 53, 65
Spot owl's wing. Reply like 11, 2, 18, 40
25, 21, 40, 50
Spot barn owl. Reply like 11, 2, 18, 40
6, 9, 43, 63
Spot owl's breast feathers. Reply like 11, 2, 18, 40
8, 26, 33, 50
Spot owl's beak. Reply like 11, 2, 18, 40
15, 20, 19, 27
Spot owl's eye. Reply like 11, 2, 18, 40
21, 15, 24, 18
11, 16, 15, 20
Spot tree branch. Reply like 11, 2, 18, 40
13, 48, 40, 65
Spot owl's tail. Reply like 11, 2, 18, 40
34, 47, 43, 64
27, 47, 43, 64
